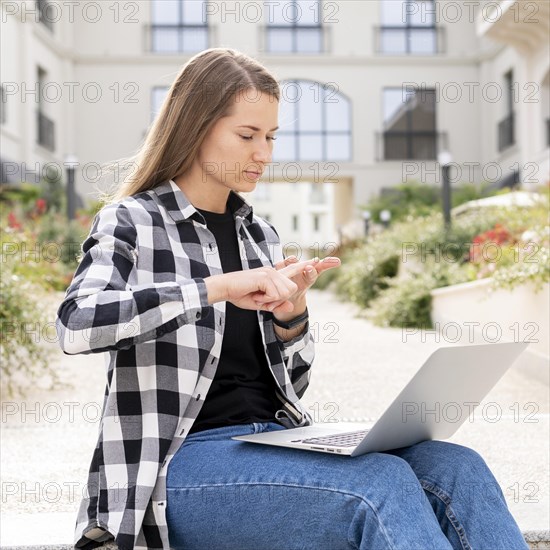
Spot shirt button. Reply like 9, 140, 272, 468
196, 394, 201, 400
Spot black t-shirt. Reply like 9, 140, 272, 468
188, 203, 282, 434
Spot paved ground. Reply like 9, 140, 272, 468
1, 289, 549, 547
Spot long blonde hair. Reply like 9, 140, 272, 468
99, 48, 280, 204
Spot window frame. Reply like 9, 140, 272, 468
378, 0, 438, 55
150, 0, 210, 54
265, 0, 324, 54
274, 79, 352, 162
382, 86, 438, 160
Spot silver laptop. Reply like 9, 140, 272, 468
232, 342, 529, 457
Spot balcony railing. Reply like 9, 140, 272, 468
374, 26, 445, 55
498, 112, 515, 152
36, 0, 54, 31
37, 110, 55, 151
259, 25, 330, 54
144, 24, 212, 54
377, 131, 448, 161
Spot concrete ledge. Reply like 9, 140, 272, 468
1, 533, 549, 550
525, 531, 550, 550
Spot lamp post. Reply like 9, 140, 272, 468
437, 151, 453, 230
380, 209, 392, 229
64, 154, 78, 221
362, 210, 371, 240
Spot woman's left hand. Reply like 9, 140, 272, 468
252, 256, 341, 316
276, 255, 341, 297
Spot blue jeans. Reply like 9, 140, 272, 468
166, 421, 528, 550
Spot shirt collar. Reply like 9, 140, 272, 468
152, 179, 254, 225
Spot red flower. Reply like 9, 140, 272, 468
469, 223, 514, 263
7, 211, 22, 230
35, 198, 47, 215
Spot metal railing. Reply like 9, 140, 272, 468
37, 110, 55, 151
376, 131, 448, 161
374, 25, 446, 55
498, 112, 515, 152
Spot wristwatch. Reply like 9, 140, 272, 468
271, 307, 309, 330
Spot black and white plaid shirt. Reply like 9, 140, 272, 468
55, 179, 315, 550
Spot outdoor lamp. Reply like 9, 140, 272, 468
437, 151, 453, 229
380, 209, 391, 228
362, 210, 371, 239
64, 154, 79, 221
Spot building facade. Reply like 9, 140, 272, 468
1, 0, 549, 250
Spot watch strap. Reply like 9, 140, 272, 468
271, 307, 309, 330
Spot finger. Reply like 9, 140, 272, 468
304, 265, 318, 282
271, 269, 298, 299
304, 257, 341, 276
278, 258, 320, 279
254, 270, 294, 303
274, 256, 298, 271
255, 272, 281, 302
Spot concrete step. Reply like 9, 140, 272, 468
0, 512, 548, 549
0, 534, 549, 549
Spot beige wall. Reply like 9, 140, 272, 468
2, 0, 548, 245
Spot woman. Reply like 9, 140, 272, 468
56, 48, 527, 550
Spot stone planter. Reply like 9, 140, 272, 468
430, 278, 549, 385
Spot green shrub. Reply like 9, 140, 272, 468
336, 231, 402, 308
330, 195, 549, 328
36, 211, 87, 268
0, 260, 63, 398
366, 261, 470, 328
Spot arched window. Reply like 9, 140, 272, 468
275, 79, 352, 162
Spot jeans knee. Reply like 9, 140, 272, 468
426, 441, 490, 474
420, 441, 504, 503
365, 453, 421, 497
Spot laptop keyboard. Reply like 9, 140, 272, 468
292, 429, 370, 448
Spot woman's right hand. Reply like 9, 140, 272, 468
204, 261, 319, 314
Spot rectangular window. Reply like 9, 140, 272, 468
504, 70, 514, 114
498, 70, 515, 152
265, 0, 323, 54
36, 67, 55, 151
151, 0, 208, 53
313, 214, 320, 232
382, 87, 437, 160
378, 0, 438, 54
